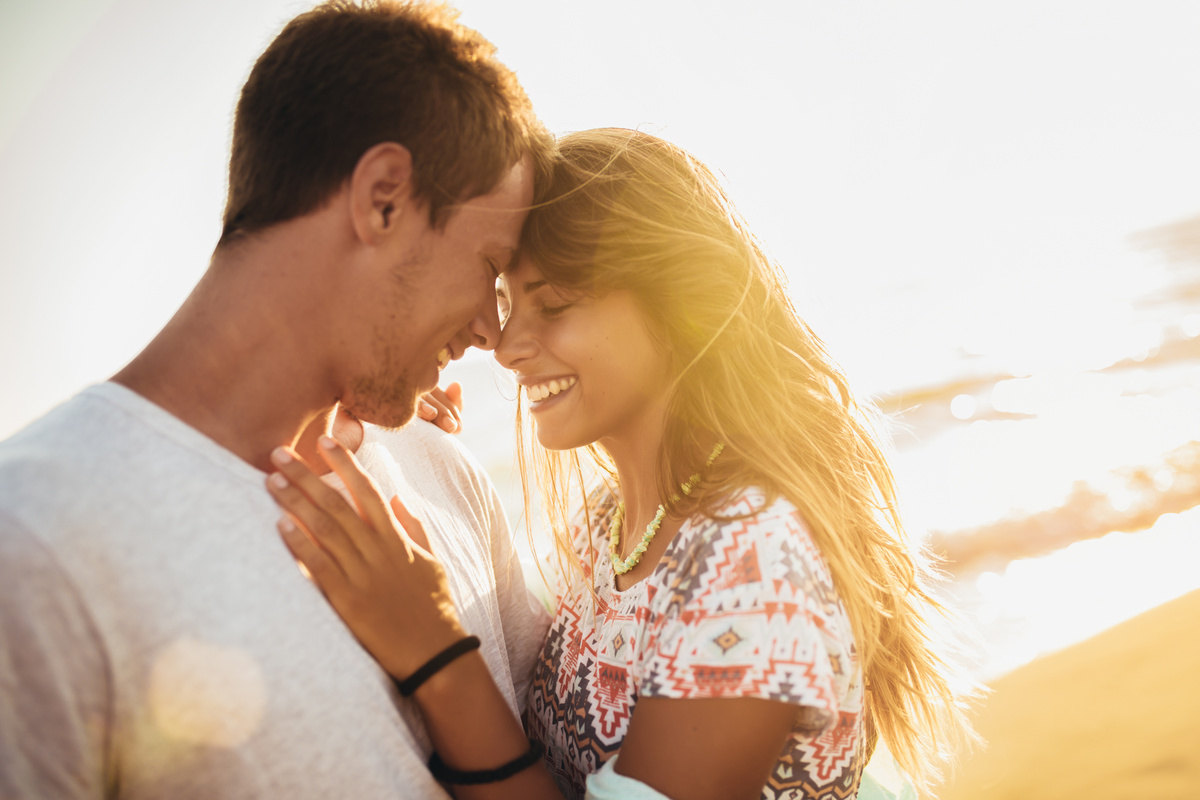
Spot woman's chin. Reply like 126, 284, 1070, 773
532, 424, 586, 453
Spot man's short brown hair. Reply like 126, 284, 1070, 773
221, 0, 549, 243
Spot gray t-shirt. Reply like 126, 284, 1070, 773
0, 383, 549, 798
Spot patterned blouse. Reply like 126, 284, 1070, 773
526, 487, 867, 800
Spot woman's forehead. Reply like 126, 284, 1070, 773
500, 257, 546, 293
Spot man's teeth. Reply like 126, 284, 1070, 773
527, 377, 577, 402
437, 347, 451, 370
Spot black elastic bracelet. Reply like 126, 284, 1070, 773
428, 739, 544, 785
392, 635, 481, 697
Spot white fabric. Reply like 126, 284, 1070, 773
583, 756, 672, 800
0, 382, 549, 799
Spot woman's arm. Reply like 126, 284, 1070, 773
612, 696, 799, 800
266, 438, 803, 800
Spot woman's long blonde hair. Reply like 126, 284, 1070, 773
516, 128, 972, 794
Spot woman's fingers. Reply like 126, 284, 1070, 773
444, 382, 464, 412
417, 385, 462, 433
416, 398, 439, 421
314, 436, 412, 557
266, 447, 367, 569
389, 495, 434, 558
277, 515, 345, 587
441, 382, 464, 432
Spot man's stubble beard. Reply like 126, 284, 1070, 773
347, 368, 417, 430
343, 246, 427, 430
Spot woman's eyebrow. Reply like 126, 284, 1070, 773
523, 279, 547, 293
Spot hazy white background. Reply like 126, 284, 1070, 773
4, 0, 1200, 677
4, 0, 1200, 437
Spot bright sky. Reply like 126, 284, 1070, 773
3, 0, 1200, 440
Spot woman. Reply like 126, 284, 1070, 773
267, 129, 971, 799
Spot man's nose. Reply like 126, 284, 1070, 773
467, 296, 502, 352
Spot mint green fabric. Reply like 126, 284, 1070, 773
858, 770, 918, 800
583, 756, 671, 800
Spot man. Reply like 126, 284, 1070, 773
0, 1, 552, 796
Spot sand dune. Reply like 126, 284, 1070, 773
938, 587, 1200, 799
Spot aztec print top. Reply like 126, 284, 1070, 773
526, 486, 867, 800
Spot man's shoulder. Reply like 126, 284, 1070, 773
0, 383, 166, 462
367, 419, 475, 461
0, 389, 129, 574
363, 421, 491, 490
0, 383, 264, 548
0, 387, 116, 485
358, 421, 509, 550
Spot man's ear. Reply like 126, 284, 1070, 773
348, 142, 414, 245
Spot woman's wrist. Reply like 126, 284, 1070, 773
377, 615, 469, 683
410, 649, 533, 765
409, 646, 493, 706
391, 635, 481, 697
428, 739, 544, 785
402, 635, 562, 796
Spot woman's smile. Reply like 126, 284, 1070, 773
523, 376, 578, 408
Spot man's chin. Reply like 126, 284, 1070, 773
344, 380, 417, 431
364, 407, 417, 431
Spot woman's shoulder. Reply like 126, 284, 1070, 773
666, 486, 840, 605
691, 485, 813, 548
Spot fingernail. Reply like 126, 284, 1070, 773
318, 435, 337, 450
270, 472, 288, 489
418, 402, 436, 418
271, 447, 292, 465
278, 517, 295, 533
440, 416, 458, 432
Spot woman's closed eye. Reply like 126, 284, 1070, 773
539, 302, 573, 319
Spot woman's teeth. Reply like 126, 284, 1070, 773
527, 377, 577, 402
437, 347, 451, 370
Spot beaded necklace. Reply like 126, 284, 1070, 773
608, 443, 725, 575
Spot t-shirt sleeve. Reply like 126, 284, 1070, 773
0, 513, 111, 798
636, 499, 850, 735
486, 485, 552, 716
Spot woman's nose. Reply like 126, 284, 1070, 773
495, 312, 535, 370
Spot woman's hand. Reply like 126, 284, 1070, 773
415, 382, 464, 433
266, 436, 467, 681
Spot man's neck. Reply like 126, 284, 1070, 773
112, 222, 352, 473
291, 405, 365, 475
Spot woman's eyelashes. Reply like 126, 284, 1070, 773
497, 300, 570, 327
537, 285, 587, 318
496, 280, 580, 328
